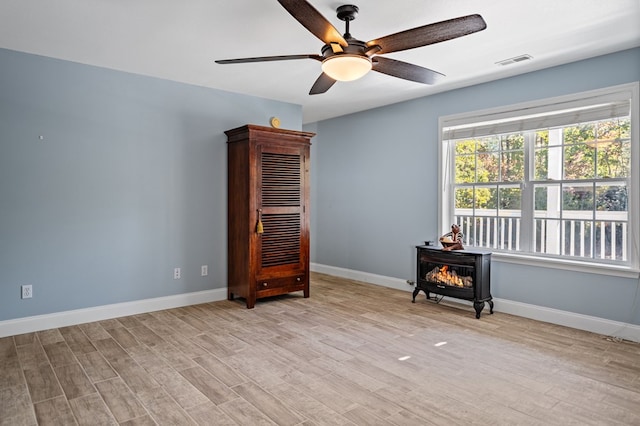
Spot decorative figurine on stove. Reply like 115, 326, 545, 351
439, 224, 464, 251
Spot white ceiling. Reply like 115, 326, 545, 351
1, 0, 639, 123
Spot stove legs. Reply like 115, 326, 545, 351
414, 286, 493, 319
411, 287, 424, 302
473, 299, 494, 318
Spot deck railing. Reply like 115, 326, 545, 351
454, 210, 628, 261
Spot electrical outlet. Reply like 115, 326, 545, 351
201, 265, 208, 276
174, 268, 181, 279
22, 285, 32, 299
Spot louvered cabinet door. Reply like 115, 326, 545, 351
255, 145, 309, 298
226, 124, 313, 309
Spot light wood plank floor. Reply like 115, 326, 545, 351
2, 272, 640, 425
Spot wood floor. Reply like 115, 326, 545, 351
2, 272, 640, 425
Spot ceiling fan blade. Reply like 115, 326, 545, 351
277, 0, 347, 46
367, 14, 486, 54
309, 73, 336, 95
216, 54, 323, 64
372, 56, 444, 85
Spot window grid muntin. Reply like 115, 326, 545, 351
451, 117, 630, 264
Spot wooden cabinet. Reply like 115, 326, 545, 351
226, 124, 314, 308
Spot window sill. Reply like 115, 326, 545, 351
491, 251, 640, 279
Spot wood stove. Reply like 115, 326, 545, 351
413, 246, 493, 318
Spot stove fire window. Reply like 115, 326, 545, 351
425, 264, 473, 288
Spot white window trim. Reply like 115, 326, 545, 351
438, 82, 640, 278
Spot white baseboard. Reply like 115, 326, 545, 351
311, 262, 640, 343
311, 263, 415, 292
4, 266, 639, 344
0, 288, 228, 338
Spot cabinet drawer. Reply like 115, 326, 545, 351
257, 274, 305, 292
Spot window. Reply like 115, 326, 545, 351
439, 83, 639, 274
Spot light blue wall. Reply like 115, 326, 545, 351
3, 46, 639, 326
0, 48, 302, 321
310, 47, 640, 325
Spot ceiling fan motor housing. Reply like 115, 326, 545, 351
321, 38, 369, 59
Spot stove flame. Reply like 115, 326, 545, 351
425, 265, 473, 287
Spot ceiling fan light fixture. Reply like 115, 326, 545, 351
321, 54, 372, 82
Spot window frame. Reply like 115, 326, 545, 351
438, 83, 640, 278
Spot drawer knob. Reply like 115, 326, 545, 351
262, 282, 268, 287
296, 277, 301, 282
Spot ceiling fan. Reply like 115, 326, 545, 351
215, 0, 487, 95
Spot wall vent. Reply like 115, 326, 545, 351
496, 54, 533, 66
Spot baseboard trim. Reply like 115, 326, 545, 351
311, 262, 640, 343
4, 267, 639, 344
0, 288, 228, 338
311, 263, 415, 292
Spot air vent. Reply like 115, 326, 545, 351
496, 54, 533, 66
